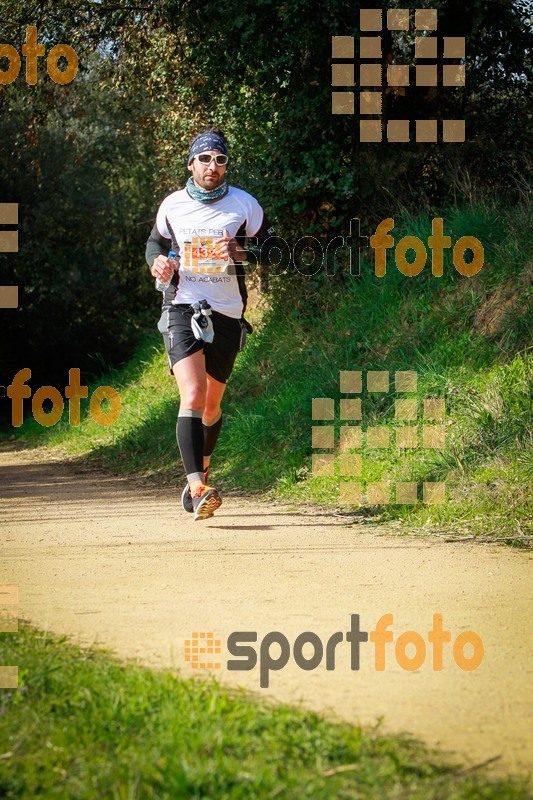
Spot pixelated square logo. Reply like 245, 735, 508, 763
0, 584, 19, 689
331, 9, 466, 143
312, 370, 446, 505
0, 203, 19, 309
184, 631, 222, 670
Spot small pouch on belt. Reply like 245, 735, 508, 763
190, 300, 215, 343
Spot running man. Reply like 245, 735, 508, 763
146, 127, 277, 520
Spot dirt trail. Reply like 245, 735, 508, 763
1, 447, 532, 777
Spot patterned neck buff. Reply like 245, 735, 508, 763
186, 176, 229, 204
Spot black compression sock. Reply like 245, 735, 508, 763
203, 412, 223, 457
176, 410, 204, 483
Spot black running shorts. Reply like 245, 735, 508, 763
159, 304, 242, 385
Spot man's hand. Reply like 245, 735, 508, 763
215, 229, 247, 262
150, 254, 175, 282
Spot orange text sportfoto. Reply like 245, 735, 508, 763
0, 27, 78, 85
227, 613, 484, 687
7, 368, 121, 427
371, 218, 484, 277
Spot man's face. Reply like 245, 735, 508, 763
188, 150, 227, 190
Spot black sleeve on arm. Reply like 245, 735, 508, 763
145, 222, 171, 268
234, 222, 248, 313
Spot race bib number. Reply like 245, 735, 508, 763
182, 237, 229, 273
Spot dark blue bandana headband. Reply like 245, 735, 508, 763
188, 132, 228, 163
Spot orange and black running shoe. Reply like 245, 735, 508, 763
192, 484, 221, 521
181, 468, 209, 514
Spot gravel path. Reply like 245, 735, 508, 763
1, 447, 532, 777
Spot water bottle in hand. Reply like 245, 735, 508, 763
155, 250, 178, 292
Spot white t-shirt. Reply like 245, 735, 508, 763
156, 186, 264, 319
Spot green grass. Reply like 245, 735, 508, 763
0, 624, 531, 799
6, 201, 532, 543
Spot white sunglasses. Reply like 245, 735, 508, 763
196, 152, 229, 166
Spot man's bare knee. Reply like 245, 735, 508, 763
178, 385, 206, 411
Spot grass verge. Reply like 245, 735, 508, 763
0, 624, 531, 799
